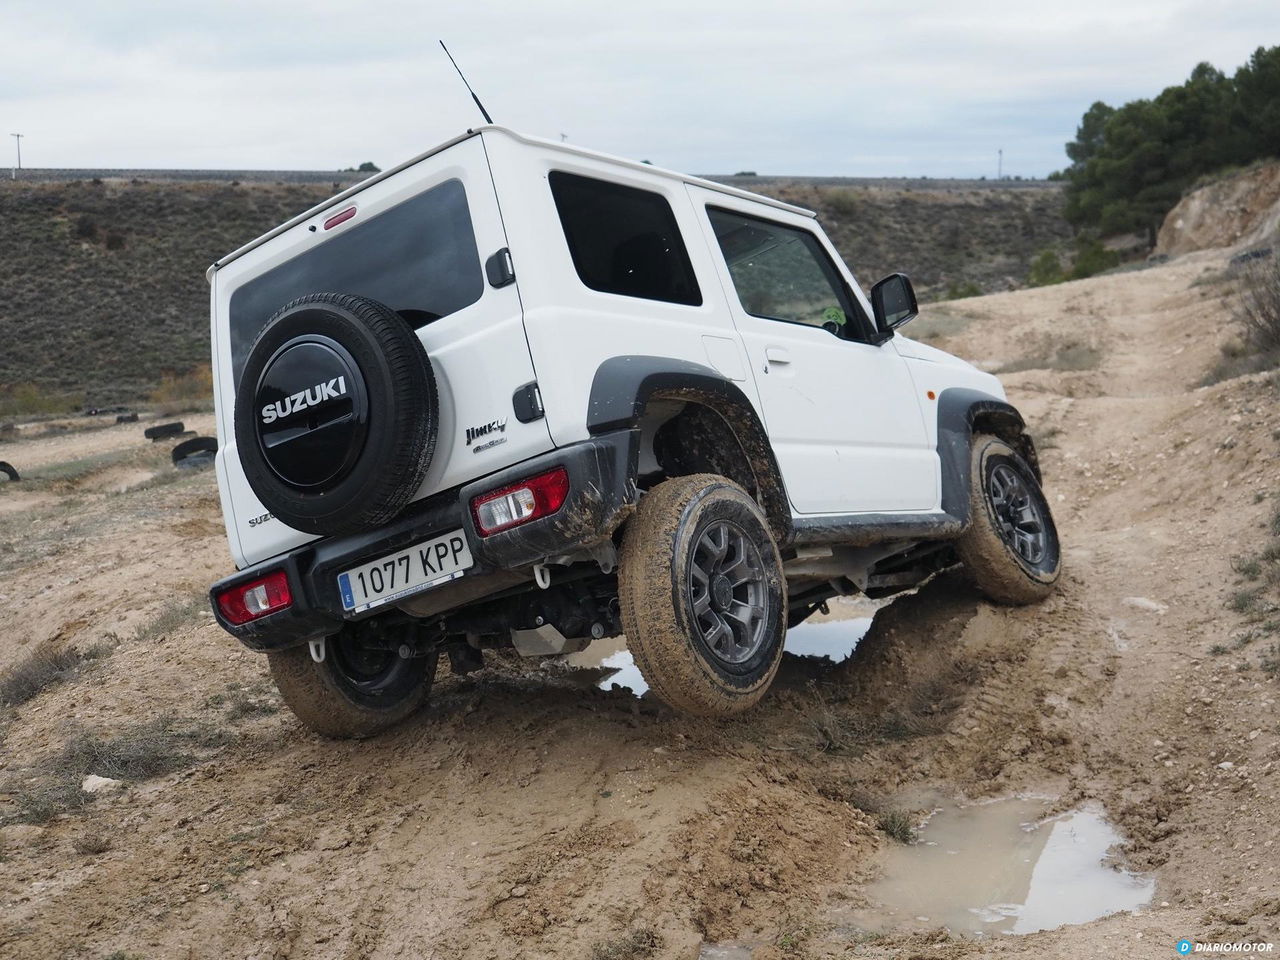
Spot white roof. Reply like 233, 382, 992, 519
210, 125, 813, 274
483, 125, 814, 217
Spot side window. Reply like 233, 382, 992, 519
549, 171, 702, 306
706, 206, 865, 339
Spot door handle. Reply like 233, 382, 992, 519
765, 347, 791, 364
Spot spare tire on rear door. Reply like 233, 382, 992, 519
233, 293, 438, 537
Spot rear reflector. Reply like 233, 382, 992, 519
323, 206, 357, 230
471, 467, 570, 536
215, 570, 293, 626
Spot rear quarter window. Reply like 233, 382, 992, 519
228, 178, 482, 385
549, 171, 701, 306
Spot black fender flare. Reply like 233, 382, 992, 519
936, 387, 1038, 521
586, 356, 791, 541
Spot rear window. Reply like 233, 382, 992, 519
228, 178, 483, 384
549, 171, 701, 306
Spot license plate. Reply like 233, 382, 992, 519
337, 529, 474, 613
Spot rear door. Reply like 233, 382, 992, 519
685, 185, 937, 515
215, 135, 553, 567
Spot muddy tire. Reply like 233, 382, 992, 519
955, 434, 1061, 605
0, 461, 17, 482
267, 622, 437, 739
618, 474, 786, 717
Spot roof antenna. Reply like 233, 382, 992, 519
440, 41, 494, 125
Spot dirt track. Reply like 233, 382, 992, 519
1, 251, 1278, 959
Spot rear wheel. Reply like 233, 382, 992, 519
267, 620, 437, 738
955, 434, 1061, 605
618, 474, 786, 716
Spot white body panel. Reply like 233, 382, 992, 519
684, 184, 938, 514
482, 132, 750, 450
211, 135, 553, 568
892, 336, 1008, 448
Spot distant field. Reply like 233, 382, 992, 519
9, 168, 366, 185
0, 173, 1068, 408
13, 167, 1056, 191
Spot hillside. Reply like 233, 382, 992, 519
1156, 160, 1280, 256
0, 179, 347, 407
0, 175, 1067, 407
747, 178, 1070, 299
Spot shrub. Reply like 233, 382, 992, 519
56, 718, 197, 782
1068, 237, 1122, 280
132, 596, 208, 644
149, 365, 213, 410
877, 810, 917, 843
1028, 249, 1065, 287
0, 383, 81, 419
826, 189, 859, 219
1237, 257, 1280, 359
943, 280, 983, 300
0, 646, 95, 707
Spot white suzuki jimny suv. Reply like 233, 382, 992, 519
207, 126, 1060, 737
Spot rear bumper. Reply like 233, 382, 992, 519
210, 430, 639, 651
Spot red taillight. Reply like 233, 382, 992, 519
323, 206, 357, 230
215, 570, 293, 626
470, 467, 570, 536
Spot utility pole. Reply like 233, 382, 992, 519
560, 132, 568, 143
997, 148, 1003, 181
10, 133, 22, 180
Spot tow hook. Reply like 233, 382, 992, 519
308, 637, 326, 664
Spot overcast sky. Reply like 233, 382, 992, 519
2, 0, 1277, 177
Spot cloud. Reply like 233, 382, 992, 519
1, 0, 1276, 175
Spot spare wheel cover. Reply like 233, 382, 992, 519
254, 335, 369, 488
233, 293, 438, 538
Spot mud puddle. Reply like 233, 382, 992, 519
562, 616, 875, 696
841, 798, 1154, 937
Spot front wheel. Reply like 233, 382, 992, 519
618, 474, 786, 717
955, 434, 1061, 605
267, 620, 437, 738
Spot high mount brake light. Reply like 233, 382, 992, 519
471, 467, 570, 536
323, 206, 357, 230
215, 570, 293, 626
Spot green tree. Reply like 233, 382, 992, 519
1234, 46, 1280, 159
1060, 47, 1280, 245
1065, 101, 1115, 166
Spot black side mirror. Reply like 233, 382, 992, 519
870, 273, 918, 339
